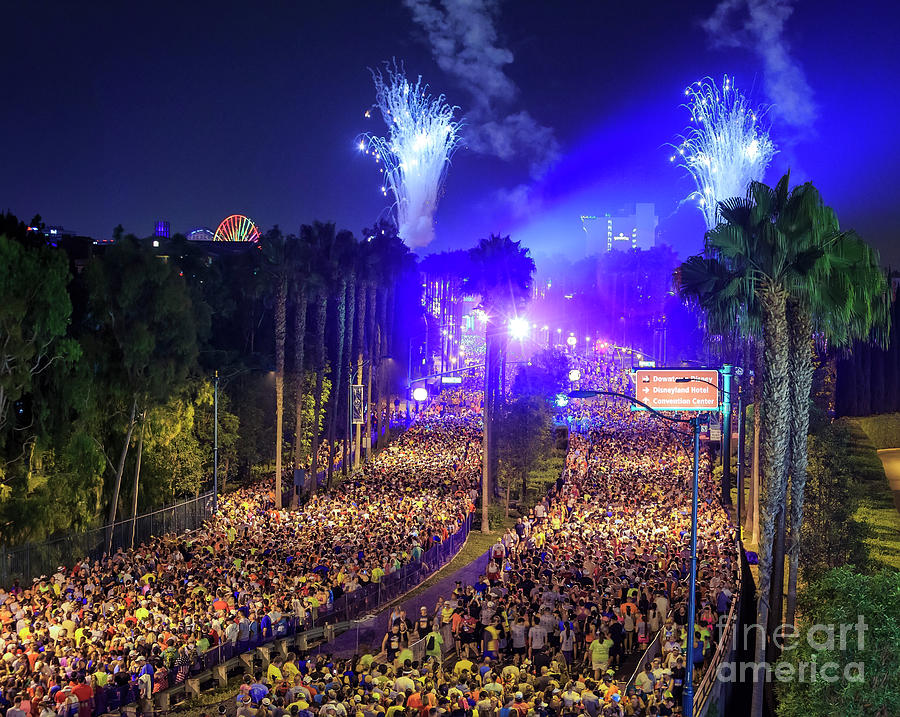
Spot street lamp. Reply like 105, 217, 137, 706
569, 388, 706, 717
508, 316, 530, 340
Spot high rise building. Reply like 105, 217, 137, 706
154, 220, 171, 238
581, 203, 658, 254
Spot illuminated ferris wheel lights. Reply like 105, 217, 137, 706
213, 214, 260, 243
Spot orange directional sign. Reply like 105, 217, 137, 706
633, 368, 720, 411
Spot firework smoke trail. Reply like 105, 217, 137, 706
671, 75, 777, 229
359, 64, 462, 249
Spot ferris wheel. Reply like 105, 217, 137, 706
213, 214, 260, 242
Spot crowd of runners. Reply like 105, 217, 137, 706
363, 370, 737, 716
0, 351, 737, 717
0, 395, 480, 717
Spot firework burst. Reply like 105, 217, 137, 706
672, 75, 777, 229
359, 63, 462, 248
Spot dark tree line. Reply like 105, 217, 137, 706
0, 212, 420, 542
835, 285, 900, 416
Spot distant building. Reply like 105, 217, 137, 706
27, 224, 73, 239
581, 203, 658, 254
187, 227, 215, 242
154, 220, 171, 238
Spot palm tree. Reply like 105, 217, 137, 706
326, 231, 358, 486
351, 240, 374, 469
290, 237, 314, 484
678, 174, 827, 717
782, 206, 889, 627
302, 222, 354, 487
366, 223, 416, 449
303, 223, 334, 487
260, 227, 292, 509
470, 234, 536, 533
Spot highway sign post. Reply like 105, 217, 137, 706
633, 368, 720, 411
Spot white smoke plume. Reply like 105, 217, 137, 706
702, 0, 816, 131
403, 0, 560, 179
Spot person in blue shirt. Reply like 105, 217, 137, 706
248, 675, 269, 704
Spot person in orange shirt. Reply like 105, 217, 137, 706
601, 673, 620, 703
450, 608, 464, 658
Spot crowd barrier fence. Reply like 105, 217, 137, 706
0, 493, 214, 584
694, 542, 749, 716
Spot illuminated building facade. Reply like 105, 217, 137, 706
581, 203, 658, 254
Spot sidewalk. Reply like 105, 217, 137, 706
321, 548, 492, 658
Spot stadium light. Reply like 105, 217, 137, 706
508, 316, 530, 340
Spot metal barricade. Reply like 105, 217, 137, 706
0, 493, 214, 584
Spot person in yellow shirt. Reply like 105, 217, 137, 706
266, 657, 284, 685
455, 655, 475, 678
385, 695, 405, 717
282, 656, 299, 682
93, 669, 109, 688
483, 617, 501, 659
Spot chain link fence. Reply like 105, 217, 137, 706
0, 492, 214, 584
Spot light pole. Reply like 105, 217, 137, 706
569, 388, 705, 717
720, 364, 734, 506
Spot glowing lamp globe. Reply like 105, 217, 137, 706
555, 394, 570, 408
412, 387, 428, 402
508, 317, 530, 340
568, 369, 582, 382
566, 335, 577, 348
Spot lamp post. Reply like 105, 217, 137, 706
568, 388, 705, 717
720, 364, 734, 505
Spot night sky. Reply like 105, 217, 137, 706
2, 1, 898, 266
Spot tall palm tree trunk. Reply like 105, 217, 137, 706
786, 300, 814, 626
292, 290, 309, 472
751, 283, 791, 717
768, 506, 787, 663
376, 287, 388, 448
342, 277, 356, 474
364, 285, 377, 462
310, 292, 328, 491
327, 279, 347, 486
492, 338, 506, 497
481, 328, 494, 534
273, 276, 287, 509
353, 280, 366, 468
748, 340, 763, 544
